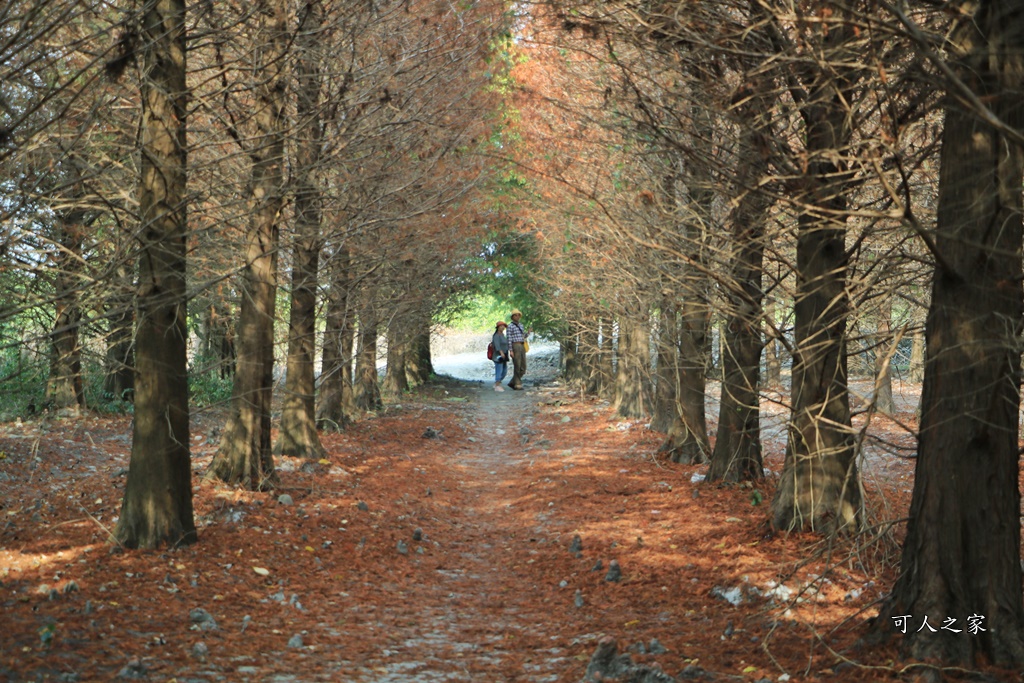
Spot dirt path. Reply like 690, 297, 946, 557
341, 382, 572, 682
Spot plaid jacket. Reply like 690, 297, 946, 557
507, 321, 527, 343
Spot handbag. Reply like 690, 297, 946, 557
523, 340, 530, 353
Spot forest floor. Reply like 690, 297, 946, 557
0, 366, 1020, 682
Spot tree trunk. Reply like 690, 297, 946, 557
560, 327, 580, 382
383, 314, 410, 397
764, 298, 782, 386
277, 0, 325, 459
114, 0, 195, 549
207, 0, 288, 489
403, 309, 433, 387
201, 301, 235, 378
46, 216, 85, 410
659, 142, 713, 464
596, 316, 614, 397
659, 293, 711, 463
354, 312, 382, 411
612, 313, 651, 418
582, 317, 612, 396
908, 316, 925, 384
317, 246, 356, 430
709, 123, 774, 482
103, 273, 135, 402
872, 289, 895, 414
771, 20, 861, 533
873, 2, 1024, 665
650, 299, 678, 434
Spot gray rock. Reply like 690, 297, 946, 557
574, 590, 584, 608
569, 534, 583, 554
397, 540, 409, 555
189, 608, 218, 631
591, 559, 604, 572
680, 664, 711, 679
287, 634, 304, 648
605, 560, 622, 583
412, 528, 423, 542
357, 501, 369, 512
192, 642, 209, 658
117, 660, 148, 679
583, 637, 675, 683
648, 638, 667, 654
277, 494, 294, 506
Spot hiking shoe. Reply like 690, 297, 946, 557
494, 384, 504, 392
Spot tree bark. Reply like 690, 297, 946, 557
612, 313, 651, 418
404, 315, 434, 387
46, 216, 86, 410
873, 1, 1024, 665
659, 142, 713, 464
200, 301, 235, 378
207, 0, 289, 489
771, 19, 861, 533
114, 0, 195, 549
872, 289, 895, 414
560, 327, 580, 382
103, 272, 135, 402
650, 299, 678, 434
354, 311, 382, 411
764, 297, 782, 386
709, 126, 774, 482
908, 315, 925, 384
277, 0, 325, 459
383, 314, 410, 397
582, 316, 612, 396
317, 245, 356, 430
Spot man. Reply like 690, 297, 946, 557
507, 309, 528, 390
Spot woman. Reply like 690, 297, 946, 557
492, 321, 510, 391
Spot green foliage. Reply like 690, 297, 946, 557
83, 359, 133, 415
188, 357, 235, 409
446, 293, 508, 331
0, 347, 47, 420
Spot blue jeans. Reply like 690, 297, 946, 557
494, 359, 508, 383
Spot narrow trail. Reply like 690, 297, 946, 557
342, 381, 577, 682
